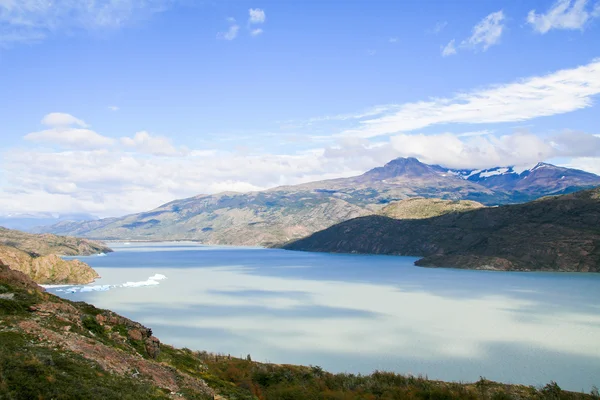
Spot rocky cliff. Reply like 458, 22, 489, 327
283, 187, 600, 272
0, 244, 99, 284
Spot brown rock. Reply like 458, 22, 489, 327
144, 336, 161, 359
128, 329, 143, 341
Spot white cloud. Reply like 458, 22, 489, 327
120, 131, 184, 156
25, 128, 115, 149
250, 28, 263, 36
527, 0, 599, 33
42, 112, 88, 128
566, 156, 600, 174
388, 130, 600, 169
340, 58, 600, 138
389, 37, 398, 43
462, 10, 505, 51
108, 106, 119, 112
0, 0, 173, 46
24, 113, 113, 149
218, 18, 239, 40
441, 39, 457, 56
248, 8, 265, 24
4, 122, 600, 216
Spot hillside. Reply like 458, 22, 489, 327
283, 187, 600, 272
37, 158, 600, 246
379, 198, 484, 219
0, 227, 112, 257
1, 262, 594, 400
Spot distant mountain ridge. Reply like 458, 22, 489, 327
36, 157, 600, 246
283, 187, 600, 272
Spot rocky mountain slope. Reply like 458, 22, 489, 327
0, 245, 99, 284
37, 158, 600, 246
1, 262, 593, 399
379, 198, 484, 219
0, 227, 112, 256
283, 187, 600, 272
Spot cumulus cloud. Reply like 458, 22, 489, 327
462, 10, 505, 51
0, 0, 173, 46
218, 18, 239, 40
250, 28, 263, 36
121, 131, 185, 156
340, 58, 600, 138
24, 113, 114, 149
441, 39, 457, 56
527, 0, 599, 33
248, 8, 266, 24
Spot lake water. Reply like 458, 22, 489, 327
47, 242, 600, 392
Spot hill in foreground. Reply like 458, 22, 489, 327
36, 158, 600, 246
283, 187, 600, 272
1, 262, 595, 399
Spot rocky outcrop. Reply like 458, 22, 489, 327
284, 187, 600, 272
0, 226, 112, 256
0, 244, 99, 284
379, 198, 484, 220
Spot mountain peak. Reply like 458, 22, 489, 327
364, 157, 439, 179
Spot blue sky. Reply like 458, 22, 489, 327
1, 0, 600, 216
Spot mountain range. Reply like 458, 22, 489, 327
0, 212, 98, 232
34, 157, 600, 246
284, 187, 600, 272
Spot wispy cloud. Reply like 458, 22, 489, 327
339, 58, 600, 138
248, 8, 266, 24
0, 0, 173, 46
389, 37, 398, 43
250, 28, 263, 36
108, 106, 120, 112
527, 0, 599, 33
462, 10, 505, 51
218, 17, 239, 40
441, 39, 457, 56
429, 21, 448, 34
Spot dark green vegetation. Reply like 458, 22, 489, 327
37, 158, 600, 246
1, 261, 598, 399
284, 187, 600, 272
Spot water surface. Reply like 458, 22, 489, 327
50, 242, 600, 392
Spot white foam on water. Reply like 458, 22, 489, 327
48, 274, 167, 293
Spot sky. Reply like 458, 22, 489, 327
1, 0, 600, 217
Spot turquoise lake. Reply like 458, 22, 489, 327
48, 242, 600, 392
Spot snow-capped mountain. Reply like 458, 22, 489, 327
448, 162, 600, 194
